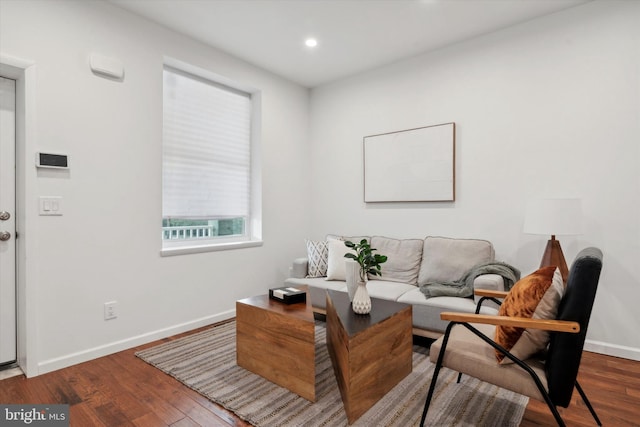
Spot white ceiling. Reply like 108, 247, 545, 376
110, 0, 590, 88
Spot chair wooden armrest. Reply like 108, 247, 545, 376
440, 312, 580, 333
474, 289, 509, 299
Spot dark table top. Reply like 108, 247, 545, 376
327, 289, 411, 337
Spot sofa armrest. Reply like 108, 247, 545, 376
291, 258, 308, 279
473, 289, 508, 314
472, 274, 504, 309
473, 273, 505, 291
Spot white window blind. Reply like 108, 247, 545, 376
163, 67, 251, 220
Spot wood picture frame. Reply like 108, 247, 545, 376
363, 122, 455, 202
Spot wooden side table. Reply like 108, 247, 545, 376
236, 285, 316, 401
326, 289, 412, 424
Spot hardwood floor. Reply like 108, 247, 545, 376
520, 350, 640, 427
1, 321, 639, 426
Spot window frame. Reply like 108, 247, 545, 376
160, 57, 262, 257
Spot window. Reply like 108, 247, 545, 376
162, 63, 261, 255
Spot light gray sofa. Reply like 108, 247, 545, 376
285, 235, 508, 338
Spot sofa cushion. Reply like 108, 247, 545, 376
305, 239, 328, 278
326, 238, 356, 281
418, 236, 494, 285
398, 289, 498, 332
369, 236, 423, 285
494, 266, 564, 364
364, 280, 416, 301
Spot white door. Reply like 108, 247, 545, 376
0, 76, 17, 365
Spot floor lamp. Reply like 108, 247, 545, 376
523, 198, 582, 283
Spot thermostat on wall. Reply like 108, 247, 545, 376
36, 152, 69, 169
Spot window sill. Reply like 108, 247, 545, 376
160, 239, 263, 257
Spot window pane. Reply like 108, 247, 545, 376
162, 218, 245, 240
162, 66, 252, 241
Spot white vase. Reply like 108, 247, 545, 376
352, 280, 371, 314
345, 259, 359, 301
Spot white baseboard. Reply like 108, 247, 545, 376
584, 339, 640, 361
37, 309, 236, 376
32, 315, 640, 375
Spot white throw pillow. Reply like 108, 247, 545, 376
326, 238, 356, 281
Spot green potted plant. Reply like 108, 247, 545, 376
344, 239, 387, 314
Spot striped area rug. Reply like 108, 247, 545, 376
136, 320, 528, 426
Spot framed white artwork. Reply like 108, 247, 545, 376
363, 122, 455, 202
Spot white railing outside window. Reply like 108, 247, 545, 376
162, 225, 215, 240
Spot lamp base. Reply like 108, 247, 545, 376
540, 235, 569, 283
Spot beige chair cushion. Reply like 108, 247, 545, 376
430, 323, 548, 401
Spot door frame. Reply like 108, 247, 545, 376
1, 54, 37, 377
0, 75, 17, 365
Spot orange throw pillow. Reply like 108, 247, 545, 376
494, 266, 564, 364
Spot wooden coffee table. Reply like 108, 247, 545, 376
326, 289, 412, 424
236, 285, 316, 401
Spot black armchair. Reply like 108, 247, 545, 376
420, 248, 603, 426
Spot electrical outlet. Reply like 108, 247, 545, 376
104, 301, 117, 320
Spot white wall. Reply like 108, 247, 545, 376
309, 1, 640, 359
0, 0, 311, 375
1, 0, 638, 375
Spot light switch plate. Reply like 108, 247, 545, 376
39, 196, 63, 216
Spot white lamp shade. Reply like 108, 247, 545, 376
523, 198, 583, 236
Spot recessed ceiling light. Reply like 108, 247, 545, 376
305, 38, 318, 48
